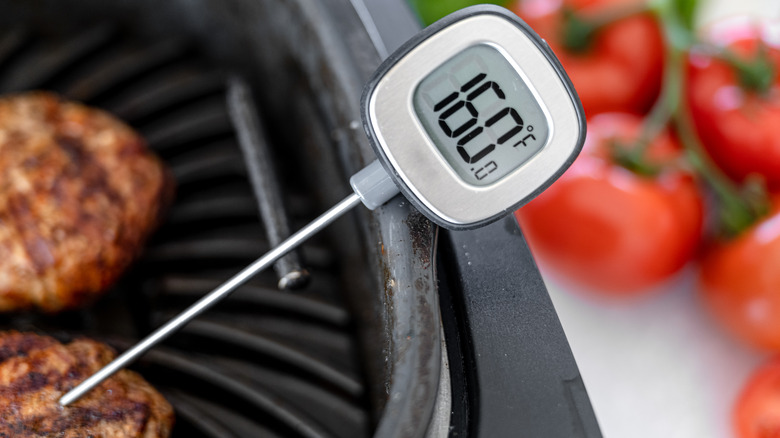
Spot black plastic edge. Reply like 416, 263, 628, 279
439, 216, 603, 437
359, 4, 586, 231
435, 241, 472, 436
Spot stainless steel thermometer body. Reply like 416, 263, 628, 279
361, 5, 585, 229
60, 5, 585, 406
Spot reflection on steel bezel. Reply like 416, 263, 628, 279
368, 13, 581, 226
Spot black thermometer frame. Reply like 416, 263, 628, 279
360, 4, 586, 230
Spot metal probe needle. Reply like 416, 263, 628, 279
59, 192, 363, 406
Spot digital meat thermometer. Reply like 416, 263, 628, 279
60, 4, 585, 406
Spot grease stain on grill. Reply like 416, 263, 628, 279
405, 211, 434, 269
0, 24, 369, 438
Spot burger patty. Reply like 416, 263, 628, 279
0, 92, 173, 312
0, 331, 174, 437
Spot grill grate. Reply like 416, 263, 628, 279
0, 25, 369, 438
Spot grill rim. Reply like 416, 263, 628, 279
289, 1, 444, 435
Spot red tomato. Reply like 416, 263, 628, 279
699, 196, 780, 350
511, 0, 664, 116
735, 357, 780, 438
686, 17, 780, 189
515, 113, 704, 295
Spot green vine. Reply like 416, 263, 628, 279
561, 4, 652, 53
653, 0, 770, 236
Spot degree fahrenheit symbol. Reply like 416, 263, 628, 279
527, 125, 534, 132
514, 133, 536, 148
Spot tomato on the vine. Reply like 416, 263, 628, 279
686, 17, 780, 189
511, 0, 664, 116
515, 113, 704, 295
699, 196, 780, 351
735, 357, 780, 438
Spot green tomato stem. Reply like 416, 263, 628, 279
561, 3, 652, 53
674, 101, 763, 236
651, 2, 769, 236
609, 14, 680, 178
716, 44, 776, 96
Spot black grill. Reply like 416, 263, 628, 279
0, 24, 369, 438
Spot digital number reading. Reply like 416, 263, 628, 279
413, 44, 549, 186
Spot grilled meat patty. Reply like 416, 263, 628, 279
0, 331, 173, 437
0, 92, 172, 312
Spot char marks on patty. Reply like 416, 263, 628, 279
0, 92, 173, 312
0, 331, 174, 438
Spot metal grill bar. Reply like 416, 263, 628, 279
62, 38, 190, 102
179, 320, 363, 397
163, 391, 240, 438
141, 97, 234, 152
166, 195, 259, 224
0, 25, 114, 92
228, 76, 310, 290
109, 70, 226, 124
158, 277, 349, 326
132, 347, 337, 438
0, 28, 28, 66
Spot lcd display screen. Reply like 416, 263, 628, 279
413, 44, 549, 186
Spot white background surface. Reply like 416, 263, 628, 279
549, 271, 763, 438
547, 1, 780, 437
